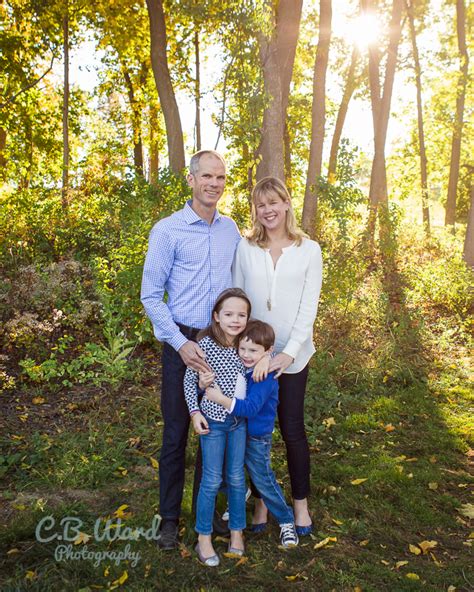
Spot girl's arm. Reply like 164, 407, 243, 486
205, 384, 232, 409
184, 366, 200, 414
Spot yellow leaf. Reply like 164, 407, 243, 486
114, 504, 129, 519
395, 455, 407, 461
214, 536, 229, 543
150, 457, 159, 469
428, 482, 438, 490
25, 570, 36, 580
429, 456, 437, 463
406, 573, 420, 580
418, 540, 438, 554
332, 519, 344, 525
323, 417, 336, 428
380, 560, 390, 566
7, 548, 20, 555
407, 473, 413, 479
314, 536, 337, 550
384, 424, 396, 432
447, 586, 456, 592
405, 457, 417, 462
359, 540, 369, 546
458, 503, 474, 519
351, 478, 368, 485
395, 561, 409, 569
354, 587, 362, 592
74, 531, 91, 545
32, 396, 45, 404
12, 504, 26, 511
409, 544, 421, 555
180, 546, 191, 558
286, 574, 299, 581
468, 532, 474, 539
236, 556, 249, 567
111, 571, 128, 586
104, 566, 110, 576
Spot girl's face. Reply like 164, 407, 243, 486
214, 297, 249, 344
254, 190, 289, 233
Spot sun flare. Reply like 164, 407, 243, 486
345, 13, 382, 49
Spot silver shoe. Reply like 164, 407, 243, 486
195, 543, 220, 567
227, 542, 245, 557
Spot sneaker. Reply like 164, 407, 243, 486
280, 523, 299, 548
156, 521, 179, 550
222, 487, 252, 522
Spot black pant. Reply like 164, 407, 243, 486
159, 326, 200, 522
251, 364, 310, 501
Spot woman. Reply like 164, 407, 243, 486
232, 176, 322, 534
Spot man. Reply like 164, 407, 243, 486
141, 150, 241, 549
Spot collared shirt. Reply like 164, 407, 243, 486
141, 201, 241, 350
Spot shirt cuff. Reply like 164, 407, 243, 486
282, 339, 300, 361
168, 332, 189, 352
229, 399, 236, 413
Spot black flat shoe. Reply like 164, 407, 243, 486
156, 521, 179, 550
213, 511, 230, 536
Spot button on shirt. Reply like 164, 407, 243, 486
141, 201, 241, 351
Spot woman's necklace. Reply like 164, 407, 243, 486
264, 250, 272, 310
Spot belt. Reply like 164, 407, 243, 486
177, 322, 201, 341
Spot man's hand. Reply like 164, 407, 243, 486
252, 354, 271, 382
178, 341, 212, 373
198, 370, 215, 390
191, 411, 209, 435
269, 353, 294, 378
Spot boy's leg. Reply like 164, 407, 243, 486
245, 435, 294, 526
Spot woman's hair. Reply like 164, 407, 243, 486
197, 288, 252, 348
246, 176, 307, 247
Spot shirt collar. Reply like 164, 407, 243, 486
183, 200, 222, 225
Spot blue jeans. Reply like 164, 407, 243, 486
245, 434, 294, 525
196, 415, 246, 534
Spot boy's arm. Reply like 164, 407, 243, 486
231, 377, 276, 418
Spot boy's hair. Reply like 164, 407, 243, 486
239, 319, 275, 350
197, 288, 251, 348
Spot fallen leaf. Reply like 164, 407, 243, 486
458, 503, 474, 519
351, 478, 368, 486
429, 456, 437, 463
236, 556, 249, 566
395, 561, 409, 569
323, 417, 336, 428
180, 546, 191, 558
12, 504, 27, 511
111, 571, 128, 586
409, 544, 421, 555
406, 573, 420, 580
359, 540, 369, 546
114, 505, 130, 519
332, 519, 343, 526
380, 560, 390, 566
285, 574, 300, 581
7, 548, 20, 555
150, 457, 159, 469
74, 532, 91, 545
405, 457, 418, 462
25, 570, 36, 580
314, 536, 337, 550
104, 566, 110, 576
384, 424, 396, 432
418, 540, 437, 554
428, 482, 438, 490
214, 536, 229, 543
447, 586, 456, 592
32, 396, 45, 404
354, 587, 362, 592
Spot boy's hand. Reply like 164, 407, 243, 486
198, 370, 215, 390
191, 411, 209, 435
269, 353, 294, 378
252, 353, 271, 382
205, 384, 224, 404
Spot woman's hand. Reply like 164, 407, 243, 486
252, 354, 271, 382
191, 411, 209, 435
269, 353, 294, 378
198, 370, 215, 390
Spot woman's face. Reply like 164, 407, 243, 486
254, 190, 289, 234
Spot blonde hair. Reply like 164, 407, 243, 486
246, 177, 307, 247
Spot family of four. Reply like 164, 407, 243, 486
141, 150, 323, 566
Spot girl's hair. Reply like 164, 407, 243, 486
246, 176, 307, 247
197, 288, 252, 348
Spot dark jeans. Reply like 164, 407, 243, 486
159, 325, 200, 522
250, 364, 310, 501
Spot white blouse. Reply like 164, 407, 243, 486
232, 237, 323, 374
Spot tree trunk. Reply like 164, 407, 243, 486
445, 0, 469, 228
365, 0, 403, 238
122, 66, 144, 176
0, 127, 6, 173
463, 181, 474, 269
256, 0, 303, 182
406, 0, 430, 234
194, 27, 201, 151
328, 45, 359, 180
149, 104, 159, 187
62, 7, 69, 211
146, 0, 185, 173
302, 0, 332, 237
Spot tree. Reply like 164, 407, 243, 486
146, 0, 185, 173
62, 2, 69, 210
445, 0, 469, 228
364, 0, 403, 238
301, 0, 332, 237
463, 170, 474, 268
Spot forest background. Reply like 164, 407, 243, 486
0, 0, 473, 590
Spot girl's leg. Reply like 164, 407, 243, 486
225, 417, 247, 550
277, 365, 311, 526
196, 420, 226, 556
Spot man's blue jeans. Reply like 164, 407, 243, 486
245, 433, 294, 525
195, 415, 247, 534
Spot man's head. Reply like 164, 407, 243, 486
187, 150, 226, 214
238, 320, 275, 368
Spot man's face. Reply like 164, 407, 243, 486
187, 154, 226, 210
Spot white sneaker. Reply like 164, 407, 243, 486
222, 487, 252, 521
280, 523, 299, 548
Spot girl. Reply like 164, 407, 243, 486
184, 288, 251, 566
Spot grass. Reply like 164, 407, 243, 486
0, 231, 472, 591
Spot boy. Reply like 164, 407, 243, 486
204, 319, 299, 548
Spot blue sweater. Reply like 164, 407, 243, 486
231, 371, 279, 437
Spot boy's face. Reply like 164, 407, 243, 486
238, 337, 271, 368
